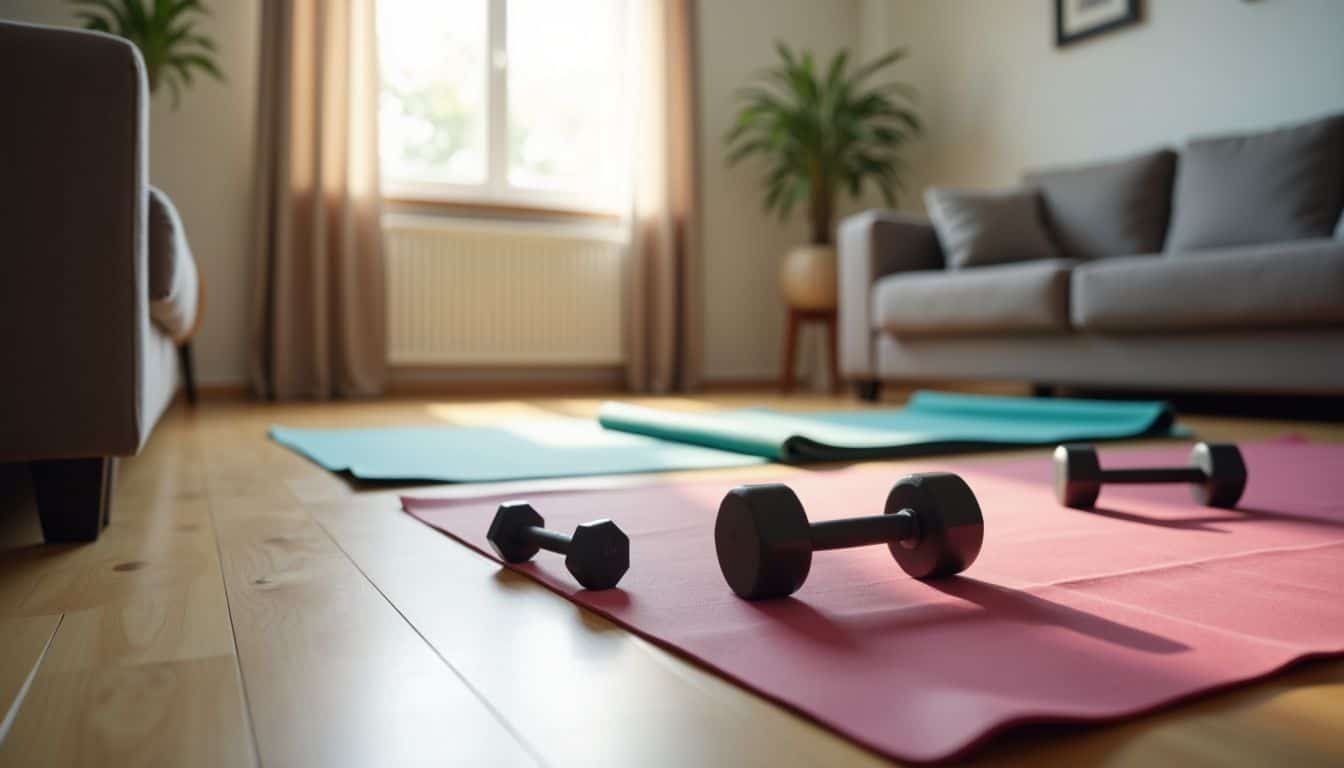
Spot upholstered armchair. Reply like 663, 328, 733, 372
0, 20, 200, 541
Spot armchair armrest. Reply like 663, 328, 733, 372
837, 210, 944, 378
0, 21, 153, 460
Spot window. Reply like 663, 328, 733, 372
378, 0, 632, 213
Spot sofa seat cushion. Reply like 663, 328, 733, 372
1072, 240, 1344, 333
874, 259, 1077, 336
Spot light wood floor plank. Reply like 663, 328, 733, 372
9, 497, 234, 668
315, 500, 890, 768
0, 655, 254, 768
211, 497, 537, 767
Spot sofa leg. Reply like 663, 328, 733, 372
855, 380, 883, 402
28, 457, 116, 543
1032, 383, 1056, 398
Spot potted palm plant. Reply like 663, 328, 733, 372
70, 0, 224, 108
725, 43, 920, 310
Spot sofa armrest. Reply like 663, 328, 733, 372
837, 210, 944, 378
0, 21, 153, 461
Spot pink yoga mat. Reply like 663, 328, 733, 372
403, 441, 1344, 763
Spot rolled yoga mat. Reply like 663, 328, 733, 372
403, 440, 1344, 763
272, 391, 1184, 484
598, 390, 1184, 462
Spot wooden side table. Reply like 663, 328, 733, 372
780, 307, 839, 394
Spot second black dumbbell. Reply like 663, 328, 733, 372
714, 472, 984, 600
487, 501, 630, 590
1053, 442, 1247, 510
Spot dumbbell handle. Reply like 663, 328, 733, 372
1100, 467, 1207, 484
524, 526, 571, 554
809, 510, 917, 551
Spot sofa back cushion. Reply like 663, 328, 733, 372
1023, 149, 1176, 260
924, 188, 1057, 269
1165, 112, 1344, 252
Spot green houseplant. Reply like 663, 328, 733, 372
71, 0, 223, 108
726, 43, 919, 310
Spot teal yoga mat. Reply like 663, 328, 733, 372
597, 390, 1184, 462
269, 419, 767, 483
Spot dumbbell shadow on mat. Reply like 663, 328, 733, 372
1054, 442, 1247, 510
714, 472, 984, 601
487, 502, 630, 590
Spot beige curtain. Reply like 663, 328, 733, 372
250, 0, 386, 399
625, 0, 701, 393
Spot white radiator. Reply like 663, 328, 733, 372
384, 214, 626, 366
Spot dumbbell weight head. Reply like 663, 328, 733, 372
564, 520, 630, 590
884, 472, 984, 580
715, 484, 813, 601
1053, 444, 1103, 509
487, 501, 545, 563
1190, 442, 1248, 508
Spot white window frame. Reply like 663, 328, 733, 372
382, 0, 630, 216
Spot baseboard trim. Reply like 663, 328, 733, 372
386, 365, 626, 396
699, 377, 779, 392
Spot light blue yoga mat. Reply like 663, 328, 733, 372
269, 418, 767, 483
597, 390, 1185, 462
271, 391, 1184, 483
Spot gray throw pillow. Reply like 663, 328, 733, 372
148, 186, 188, 301
1165, 112, 1344, 252
924, 188, 1057, 269
1023, 149, 1176, 260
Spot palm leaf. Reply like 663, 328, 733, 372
68, 0, 224, 109
724, 41, 921, 244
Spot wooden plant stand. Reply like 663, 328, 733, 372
780, 307, 839, 394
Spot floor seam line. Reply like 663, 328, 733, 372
0, 613, 63, 746
208, 499, 265, 768
314, 516, 552, 768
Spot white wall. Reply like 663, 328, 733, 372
696, 0, 867, 383
25, 2, 1330, 388
875, 0, 1344, 202
1, 0, 260, 386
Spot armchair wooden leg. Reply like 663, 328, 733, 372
28, 457, 116, 542
178, 342, 198, 405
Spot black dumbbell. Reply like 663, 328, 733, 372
486, 501, 630, 590
713, 472, 984, 600
1053, 442, 1247, 510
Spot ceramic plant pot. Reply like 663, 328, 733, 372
779, 244, 838, 310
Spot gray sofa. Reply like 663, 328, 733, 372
0, 21, 199, 540
840, 112, 1344, 400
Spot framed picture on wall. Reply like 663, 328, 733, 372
1055, 0, 1141, 47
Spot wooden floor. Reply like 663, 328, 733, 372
2, 388, 1343, 767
